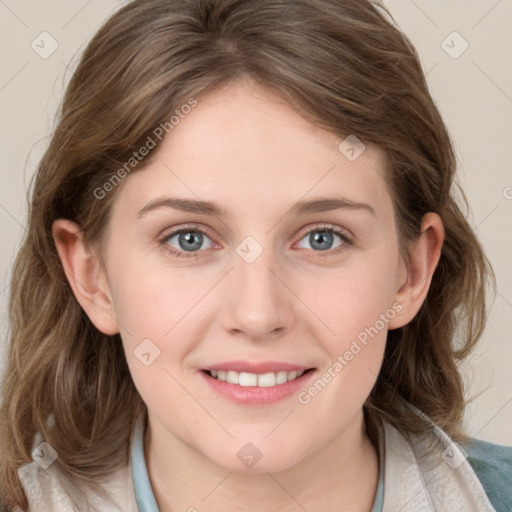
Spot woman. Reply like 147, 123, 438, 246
1, 0, 511, 510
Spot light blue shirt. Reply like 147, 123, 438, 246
131, 419, 385, 511
131, 420, 160, 511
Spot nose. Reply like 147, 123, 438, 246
221, 245, 295, 341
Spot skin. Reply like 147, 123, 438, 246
53, 77, 445, 511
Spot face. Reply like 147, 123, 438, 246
99, 78, 407, 472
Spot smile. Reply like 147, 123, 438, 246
205, 369, 310, 387
199, 365, 316, 405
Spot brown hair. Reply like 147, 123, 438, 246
0, 0, 496, 509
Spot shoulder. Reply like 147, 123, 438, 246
461, 437, 512, 512
16, 461, 78, 511
381, 398, 511, 511
17, 458, 138, 512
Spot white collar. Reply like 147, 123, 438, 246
379, 401, 496, 511
18, 400, 496, 511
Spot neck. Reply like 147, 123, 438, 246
145, 409, 380, 512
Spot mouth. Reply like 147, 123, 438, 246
199, 363, 317, 405
201, 368, 315, 387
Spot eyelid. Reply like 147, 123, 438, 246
159, 223, 213, 239
295, 222, 353, 242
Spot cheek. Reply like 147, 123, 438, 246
107, 250, 201, 338
302, 253, 399, 346
294, 250, 398, 409
296, 267, 394, 420
110, 266, 200, 415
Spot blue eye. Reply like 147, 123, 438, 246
158, 224, 352, 259
159, 227, 213, 258
296, 226, 350, 253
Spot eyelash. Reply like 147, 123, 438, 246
158, 223, 353, 260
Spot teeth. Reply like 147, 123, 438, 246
257, 372, 276, 387
239, 372, 258, 386
209, 369, 306, 387
276, 370, 288, 384
227, 371, 239, 385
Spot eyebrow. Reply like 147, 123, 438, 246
137, 196, 377, 219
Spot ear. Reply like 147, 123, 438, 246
52, 219, 119, 335
388, 212, 445, 329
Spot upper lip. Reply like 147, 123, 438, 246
203, 360, 314, 374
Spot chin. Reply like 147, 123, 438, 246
207, 444, 304, 474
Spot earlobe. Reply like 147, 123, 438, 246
388, 212, 445, 330
52, 219, 119, 335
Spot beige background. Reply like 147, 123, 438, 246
0, 1, 511, 444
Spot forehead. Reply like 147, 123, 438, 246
112, 79, 393, 222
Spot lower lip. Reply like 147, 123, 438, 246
199, 369, 316, 405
